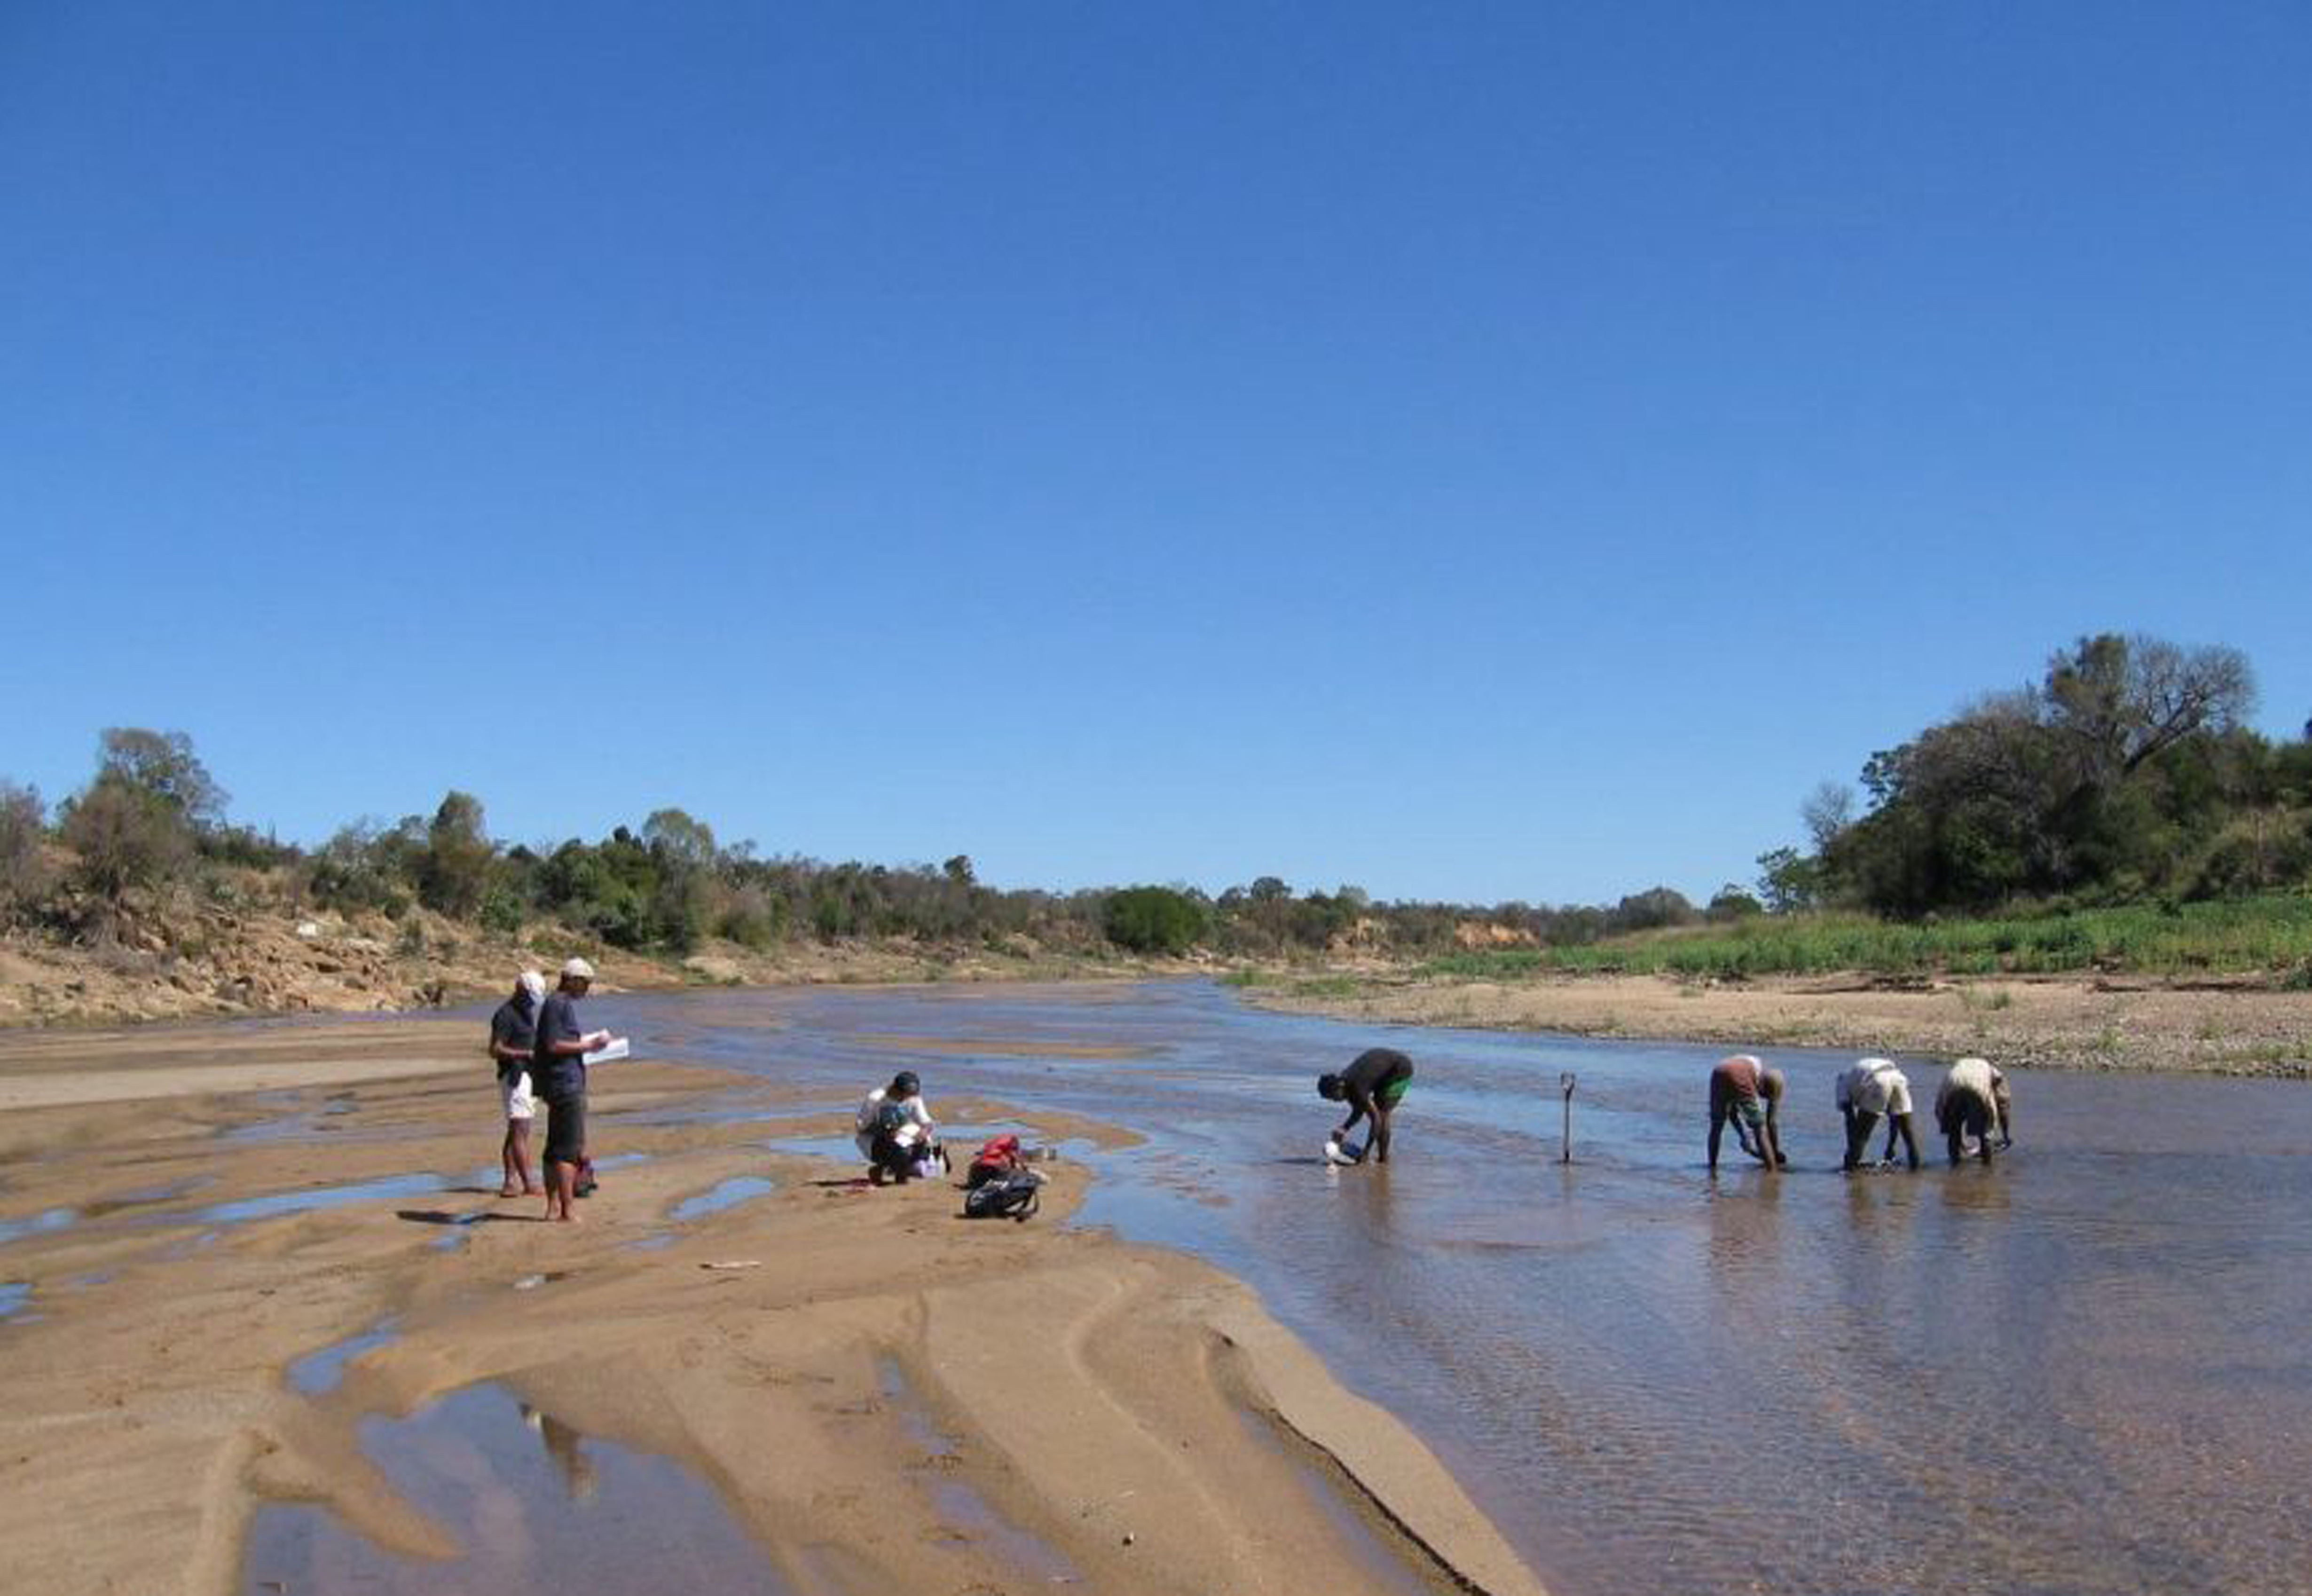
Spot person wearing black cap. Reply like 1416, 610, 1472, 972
854, 1070, 936, 1185
1318, 1048, 1415, 1165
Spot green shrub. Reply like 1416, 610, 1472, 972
1102, 886, 1206, 955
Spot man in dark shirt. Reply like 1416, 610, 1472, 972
1317, 1047, 1415, 1165
531, 957, 609, 1222
487, 970, 546, 1197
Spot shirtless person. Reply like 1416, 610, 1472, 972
1837, 1055, 1923, 1171
1936, 1056, 2014, 1166
1318, 1047, 1415, 1165
1707, 1054, 1785, 1172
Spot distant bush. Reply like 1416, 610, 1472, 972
304, 823, 415, 917
0, 780, 46, 914
60, 777, 193, 906
1103, 886, 1206, 955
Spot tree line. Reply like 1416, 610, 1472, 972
0, 730, 1730, 961
4, 631, 2303, 974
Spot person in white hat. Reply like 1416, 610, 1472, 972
530, 957, 610, 1221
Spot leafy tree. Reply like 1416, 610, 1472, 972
1754, 848, 1821, 914
95, 728, 228, 831
419, 791, 495, 918
642, 808, 717, 867
1103, 886, 1206, 954
1612, 886, 1696, 931
2044, 633, 2254, 787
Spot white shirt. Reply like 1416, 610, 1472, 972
856, 1087, 936, 1146
1937, 1057, 2005, 1110
1837, 1058, 1913, 1117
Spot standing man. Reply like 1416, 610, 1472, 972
1317, 1047, 1415, 1165
1707, 1054, 1784, 1172
488, 970, 547, 1197
1837, 1055, 1923, 1171
531, 957, 610, 1222
1935, 1056, 2014, 1166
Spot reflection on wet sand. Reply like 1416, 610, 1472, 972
521, 1401, 597, 1501
243, 1384, 793, 1595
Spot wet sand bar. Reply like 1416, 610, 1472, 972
0, 1005, 1542, 1596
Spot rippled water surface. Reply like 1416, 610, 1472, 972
587, 979, 2312, 1596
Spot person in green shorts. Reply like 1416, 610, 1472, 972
1707, 1054, 1785, 1173
1318, 1047, 1415, 1165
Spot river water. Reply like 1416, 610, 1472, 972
588, 978, 2312, 1596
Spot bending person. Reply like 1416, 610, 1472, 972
1707, 1054, 1783, 1172
1935, 1056, 2013, 1166
1317, 1047, 1415, 1165
1837, 1056, 1923, 1171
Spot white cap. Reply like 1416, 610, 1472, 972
561, 957, 597, 982
516, 970, 546, 1001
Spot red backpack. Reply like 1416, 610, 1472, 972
967, 1134, 1022, 1187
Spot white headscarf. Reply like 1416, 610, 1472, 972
516, 970, 547, 1005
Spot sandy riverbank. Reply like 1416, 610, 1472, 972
1239, 969, 2312, 1076
0, 1015, 1546, 1596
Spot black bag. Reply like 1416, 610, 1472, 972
962, 1169, 1042, 1221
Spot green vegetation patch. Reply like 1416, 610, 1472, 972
1417, 896, 2312, 981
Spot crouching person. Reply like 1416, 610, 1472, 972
855, 1070, 936, 1185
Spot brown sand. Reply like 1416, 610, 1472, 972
0, 1018, 1547, 1596
1242, 969, 2312, 1076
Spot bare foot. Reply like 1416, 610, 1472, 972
498, 1185, 522, 1198
521, 1185, 544, 1196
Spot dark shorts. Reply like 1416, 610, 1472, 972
543, 1091, 587, 1165
1939, 1088, 1991, 1142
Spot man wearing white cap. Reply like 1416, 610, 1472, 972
530, 958, 611, 1222
1836, 1056, 1922, 1171
488, 970, 548, 1196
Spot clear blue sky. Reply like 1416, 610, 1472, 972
5, 3, 2307, 906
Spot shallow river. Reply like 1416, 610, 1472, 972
591, 978, 2311, 1596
